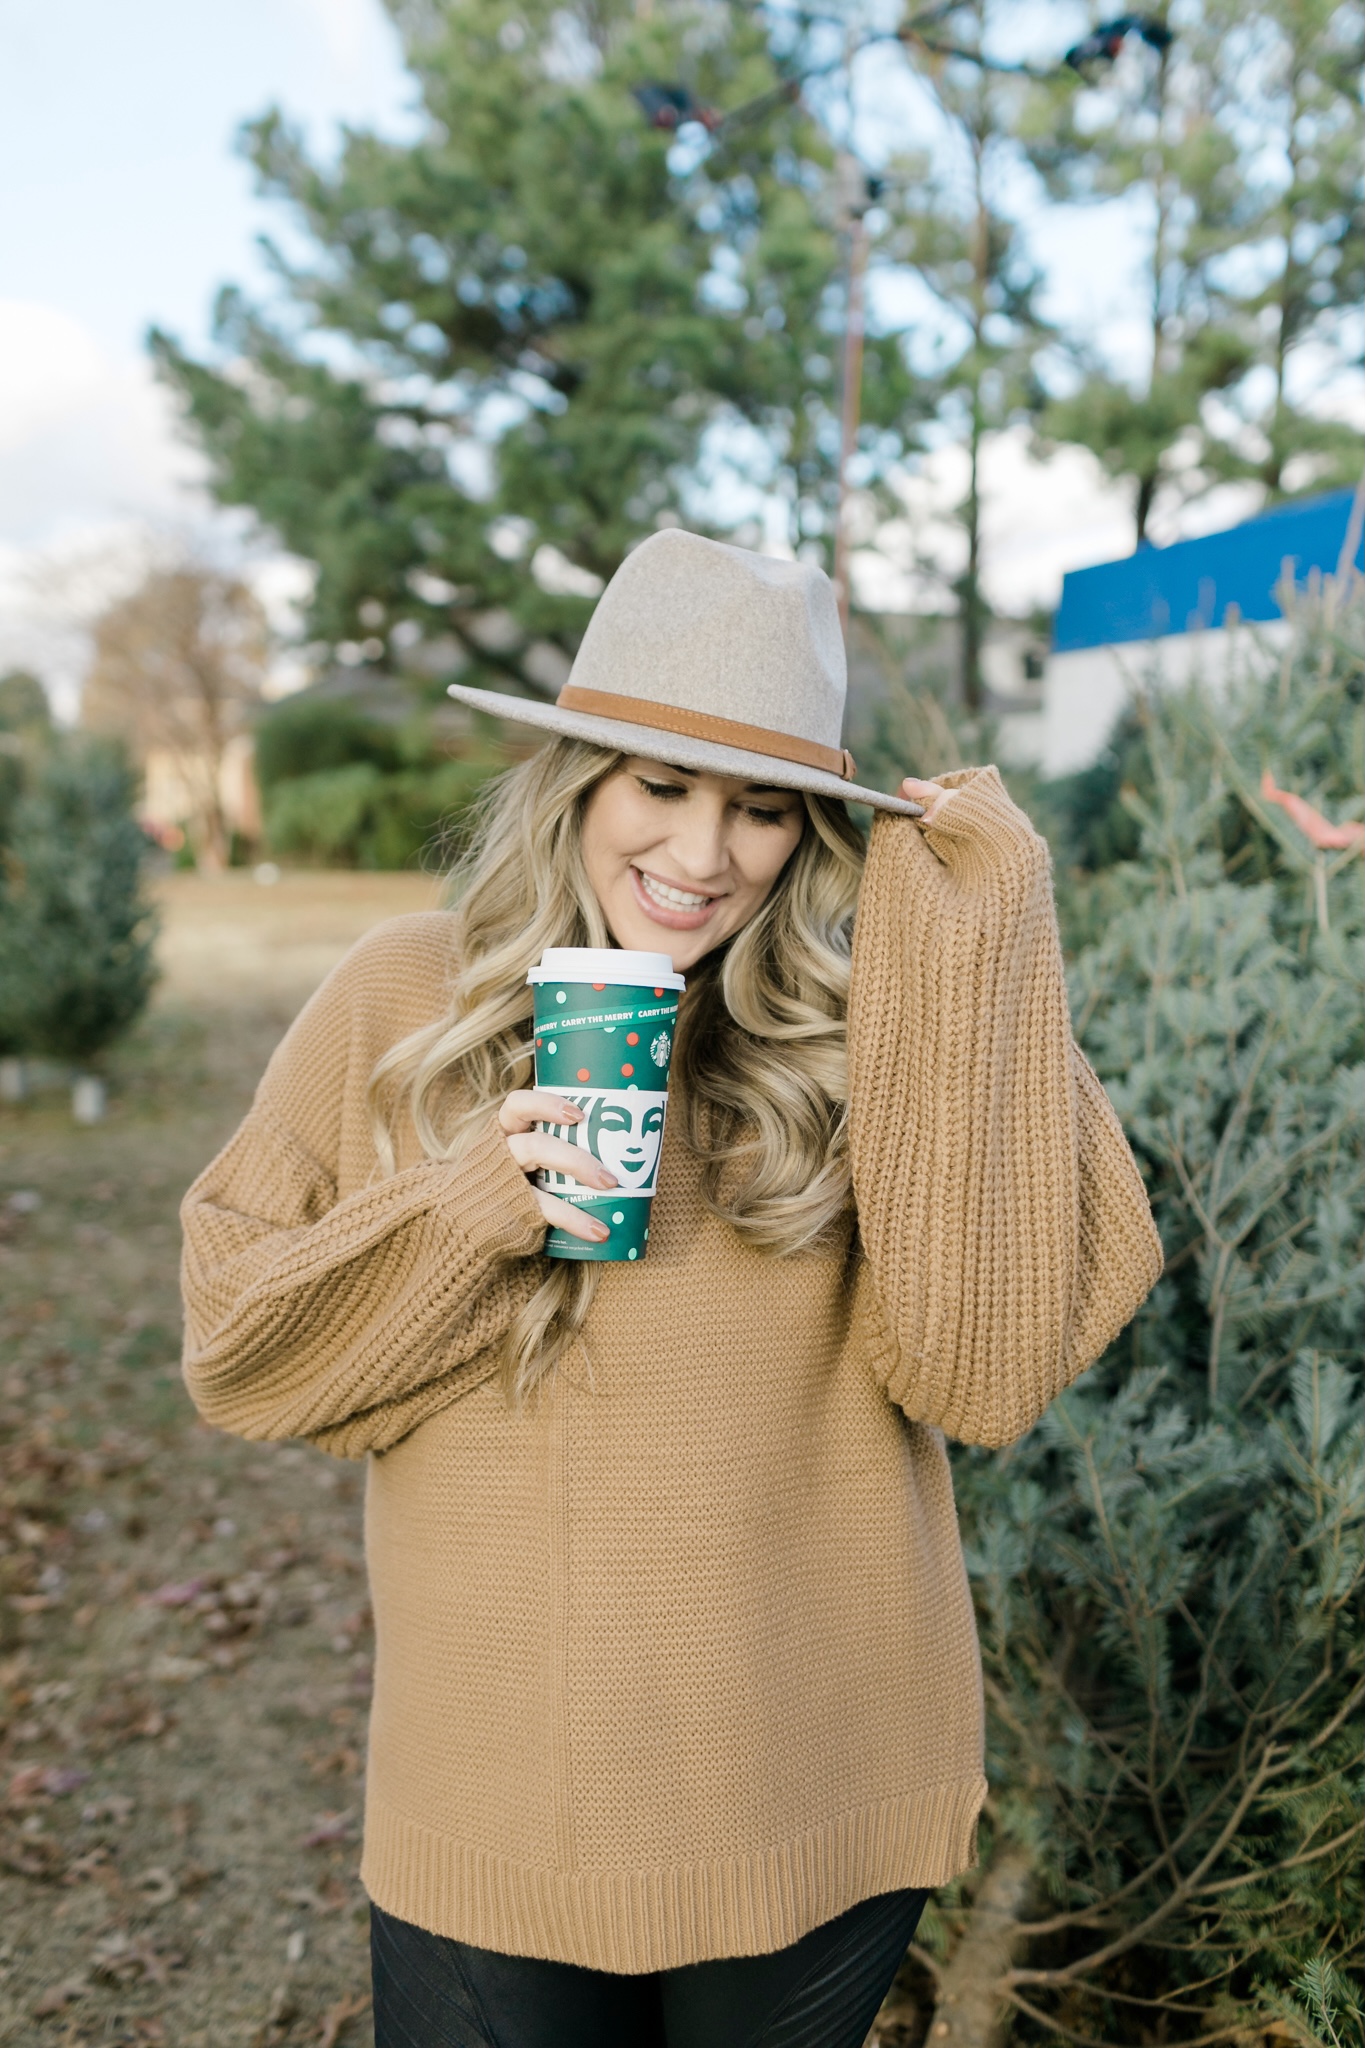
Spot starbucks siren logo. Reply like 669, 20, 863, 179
650, 1031, 671, 1069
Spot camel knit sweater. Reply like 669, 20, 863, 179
180, 767, 1162, 1973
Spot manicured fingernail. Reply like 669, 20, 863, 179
596, 1171, 618, 1188
557, 1102, 583, 1121
591, 1223, 610, 1240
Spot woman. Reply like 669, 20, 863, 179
181, 531, 1162, 2048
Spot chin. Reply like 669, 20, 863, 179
610, 909, 713, 972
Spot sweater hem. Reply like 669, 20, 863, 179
359, 1777, 986, 1972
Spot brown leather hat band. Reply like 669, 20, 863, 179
555, 684, 857, 781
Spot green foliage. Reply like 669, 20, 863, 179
1023, 0, 1363, 538
253, 689, 502, 866
263, 754, 491, 869
0, 739, 158, 1065
253, 694, 404, 789
149, 0, 917, 687
881, 0, 1057, 707
0, 669, 55, 852
953, 587, 1364, 2033
0, 669, 52, 741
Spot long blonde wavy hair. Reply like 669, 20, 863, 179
369, 736, 867, 1399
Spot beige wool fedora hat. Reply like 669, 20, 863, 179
447, 529, 922, 815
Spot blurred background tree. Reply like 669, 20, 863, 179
0, 671, 55, 855
252, 692, 503, 867
881, 0, 1056, 710
1024, 0, 1364, 543
81, 563, 267, 869
149, 0, 919, 698
0, 738, 158, 1075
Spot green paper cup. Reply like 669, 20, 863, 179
527, 947, 685, 1261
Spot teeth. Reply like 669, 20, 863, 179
639, 871, 711, 910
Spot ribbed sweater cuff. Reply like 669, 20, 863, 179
435, 1115, 547, 1262
921, 764, 1050, 882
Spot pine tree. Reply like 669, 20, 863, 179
0, 742, 159, 1068
926, 583, 1364, 2038
880, 0, 1056, 709
149, 0, 916, 692
1024, 0, 1363, 542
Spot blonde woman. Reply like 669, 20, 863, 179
181, 532, 1162, 2048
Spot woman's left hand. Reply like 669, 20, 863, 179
899, 776, 959, 824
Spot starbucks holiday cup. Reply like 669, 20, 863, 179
527, 947, 685, 1262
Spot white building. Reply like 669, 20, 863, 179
1002, 487, 1364, 777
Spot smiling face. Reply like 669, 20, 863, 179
579, 757, 807, 971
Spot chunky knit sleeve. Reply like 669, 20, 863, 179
847, 766, 1162, 1448
180, 930, 547, 1459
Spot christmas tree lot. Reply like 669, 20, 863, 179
919, 582, 1363, 2042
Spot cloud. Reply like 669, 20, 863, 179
284, 0, 411, 103
853, 428, 1140, 618
0, 300, 207, 556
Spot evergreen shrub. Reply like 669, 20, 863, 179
0, 739, 158, 1065
938, 589, 1364, 2037
254, 694, 499, 868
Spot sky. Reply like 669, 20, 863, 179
0, 0, 1302, 713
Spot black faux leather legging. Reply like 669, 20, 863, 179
371, 1887, 927, 2048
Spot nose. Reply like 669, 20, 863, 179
664, 798, 730, 884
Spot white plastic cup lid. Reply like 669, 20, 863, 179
527, 946, 685, 990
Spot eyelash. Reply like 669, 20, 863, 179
635, 778, 791, 827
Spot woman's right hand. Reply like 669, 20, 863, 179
498, 1091, 615, 1245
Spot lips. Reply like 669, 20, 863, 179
629, 866, 724, 931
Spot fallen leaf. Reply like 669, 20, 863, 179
2, 1829, 63, 1877
90, 1929, 182, 1985
132, 1864, 179, 1907
301, 1808, 355, 1848
7, 1764, 49, 1805
141, 1578, 211, 1609
80, 1793, 135, 1824
251, 1982, 298, 2048
32, 1976, 88, 2017
317, 1991, 371, 2047
145, 1654, 210, 1684
44, 1767, 90, 1798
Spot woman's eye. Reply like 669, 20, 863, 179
742, 804, 792, 826
638, 778, 687, 802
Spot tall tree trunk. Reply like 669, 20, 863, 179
961, 114, 988, 714
961, 414, 983, 712
1135, 469, 1157, 546
1265, 50, 1307, 496
924, 1848, 1031, 2048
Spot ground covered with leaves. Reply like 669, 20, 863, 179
0, 873, 436, 2048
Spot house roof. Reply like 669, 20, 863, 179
1052, 488, 1363, 653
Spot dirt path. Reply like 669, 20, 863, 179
1, 868, 930, 2048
